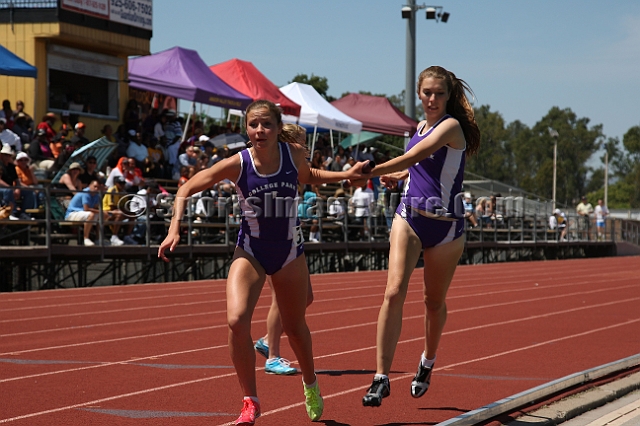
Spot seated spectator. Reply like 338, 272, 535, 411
0, 118, 21, 152
14, 152, 39, 187
12, 112, 33, 149
48, 138, 76, 179
463, 192, 478, 228
12, 100, 33, 127
146, 136, 166, 178
328, 187, 346, 221
0, 100, 14, 128
209, 145, 229, 167
549, 208, 568, 241
78, 155, 102, 189
476, 197, 491, 228
29, 128, 56, 171
216, 178, 235, 198
342, 157, 356, 172
126, 180, 165, 244
163, 109, 183, 143
36, 112, 57, 143
102, 176, 130, 246
50, 129, 69, 159
310, 150, 323, 169
101, 124, 115, 142
126, 130, 149, 169
153, 110, 168, 143
54, 162, 84, 207
177, 165, 191, 188
329, 154, 343, 172
64, 179, 108, 246
105, 157, 143, 191
0, 144, 36, 220
178, 145, 200, 176
57, 110, 72, 133
70, 122, 90, 147
196, 152, 210, 174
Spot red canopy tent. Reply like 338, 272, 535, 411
331, 93, 418, 137
209, 58, 301, 116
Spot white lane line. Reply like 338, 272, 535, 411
2, 317, 638, 424
3, 276, 636, 338
1, 263, 633, 314
2, 295, 639, 386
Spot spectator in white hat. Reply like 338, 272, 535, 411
14, 152, 39, 187
0, 144, 37, 219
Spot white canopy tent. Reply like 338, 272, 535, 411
279, 82, 362, 153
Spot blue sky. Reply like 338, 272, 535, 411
151, 1, 640, 166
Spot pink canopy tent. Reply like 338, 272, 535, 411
331, 93, 418, 137
209, 58, 301, 116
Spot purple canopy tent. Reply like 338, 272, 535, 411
128, 47, 252, 110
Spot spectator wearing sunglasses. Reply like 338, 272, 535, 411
79, 155, 102, 189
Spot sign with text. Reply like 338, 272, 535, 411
61, 0, 109, 18
110, 0, 153, 30
61, 0, 153, 30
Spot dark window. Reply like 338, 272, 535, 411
49, 69, 117, 117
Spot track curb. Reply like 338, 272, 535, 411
436, 353, 640, 426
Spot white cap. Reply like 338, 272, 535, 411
16, 151, 30, 162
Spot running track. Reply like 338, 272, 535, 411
1, 256, 639, 425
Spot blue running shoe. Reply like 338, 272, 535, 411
265, 357, 297, 375
254, 337, 269, 359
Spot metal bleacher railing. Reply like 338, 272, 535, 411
0, 186, 628, 250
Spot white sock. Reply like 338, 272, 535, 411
244, 396, 260, 404
303, 375, 317, 389
374, 373, 388, 381
421, 354, 436, 368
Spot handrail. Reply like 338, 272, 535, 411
1, 187, 632, 249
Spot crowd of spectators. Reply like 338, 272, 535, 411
8, 97, 569, 245
0, 97, 399, 244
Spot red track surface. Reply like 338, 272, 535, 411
1, 256, 639, 426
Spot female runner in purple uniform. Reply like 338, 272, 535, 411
361, 66, 481, 407
158, 100, 368, 425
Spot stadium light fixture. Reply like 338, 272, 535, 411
401, 2, 450, 120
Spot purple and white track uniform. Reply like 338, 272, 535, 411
396, 114, 466, 248
235, 142, 304, 275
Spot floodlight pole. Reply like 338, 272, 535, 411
405, 0, 417, 122
549, 128, 559, 211
402, 2, 448, 122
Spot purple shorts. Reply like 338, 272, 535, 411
396, 202, 464, 248
237, 235, 304, 275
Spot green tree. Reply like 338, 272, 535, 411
466, 105, 514, 184
619, 126, 640, 207
290, 73, 334, 102
511, 107, 604, 206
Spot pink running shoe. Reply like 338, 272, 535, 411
235, 397, 261, 425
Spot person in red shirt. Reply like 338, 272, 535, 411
36, 112, 57, 143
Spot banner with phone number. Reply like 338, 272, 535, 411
61, 0, 152, 30
110, 0, 153, 30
